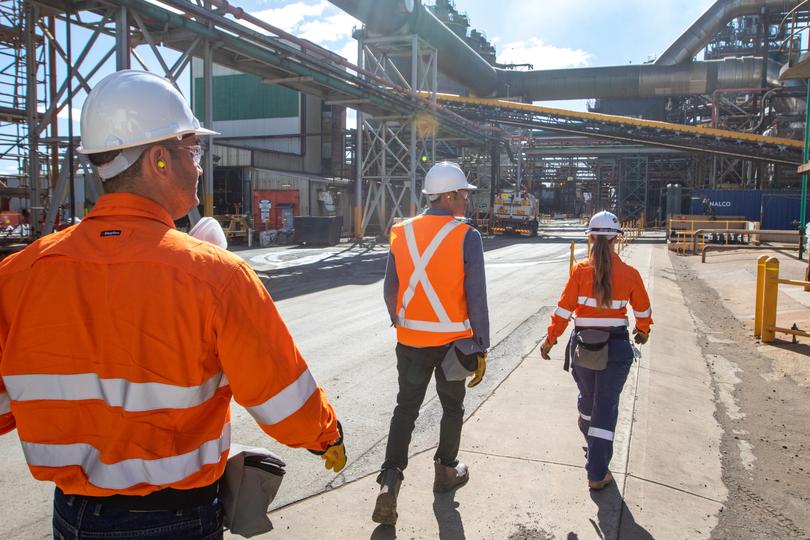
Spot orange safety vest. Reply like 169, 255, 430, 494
390, 214, 474, 347
0, 193, 339, 496
546, 252, 653, 345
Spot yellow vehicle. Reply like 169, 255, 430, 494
492, 190, 539, 237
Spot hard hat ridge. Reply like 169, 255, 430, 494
422, 161, 477, 195
587, 211, 622, 237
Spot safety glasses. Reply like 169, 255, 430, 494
175, 144, 203, 166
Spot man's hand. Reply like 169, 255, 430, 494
467, 353, 487, 388
540, 338, 554, 360
633, 328, 649, 345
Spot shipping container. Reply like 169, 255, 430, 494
688, 189, 810, 230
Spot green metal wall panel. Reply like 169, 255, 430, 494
194, 73, 299, 121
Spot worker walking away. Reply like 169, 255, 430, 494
539, 211, 652, 490
0, 70, 345, 539
372, 162, 490, 526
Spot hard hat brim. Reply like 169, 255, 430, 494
77, 127, 220, 155
421, 182, 477, 195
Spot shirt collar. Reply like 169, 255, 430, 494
423, 207, 453, 216
85, 193, 176, 228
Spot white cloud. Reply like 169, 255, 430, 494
250, 1, 330, 32
496, 37, 590, 70
296, 12, 358, 44
57, 107, 82, 122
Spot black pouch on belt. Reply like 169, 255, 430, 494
572, 329, 611, 371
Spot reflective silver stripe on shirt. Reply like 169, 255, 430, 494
634, 308, 652, 318
0, 391, 10, 415
397, 219, 470, 333
21, 423, 231, 490
554, 307, 573, 320
396, 318, 471, 333
588, 426, 614, 441
246, 369, 317, 426
574, 317, 628, 327
576, 296, 628, 309
3, 372, 229, 412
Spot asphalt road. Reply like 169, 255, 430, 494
0, 231, 588, 537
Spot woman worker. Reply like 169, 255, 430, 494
540, 211, 653, 490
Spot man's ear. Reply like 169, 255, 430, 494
142, 145, 170, 178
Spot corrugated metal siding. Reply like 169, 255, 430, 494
689, 189, 809, 230
193, 74, 299, 121
213, 145, 252, 167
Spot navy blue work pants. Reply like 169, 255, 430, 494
570, 334, 633, 481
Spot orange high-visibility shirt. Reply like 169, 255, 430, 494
390, 214, 474, 347
546, 252, 653, 345
0, 193, 339, 496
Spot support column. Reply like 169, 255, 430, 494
116, 6, 130, 70
25, 1, 40, 236
203, 23, 214, 218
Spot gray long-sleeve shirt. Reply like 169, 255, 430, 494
383, 208, 490, 350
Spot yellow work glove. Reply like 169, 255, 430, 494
467, 353, 487, 388
322, 443, 346, 473
540, 338, 554, 360
633, 328, 649, 345
311, 421, 346, 473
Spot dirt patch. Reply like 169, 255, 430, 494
670, 253, 810, 539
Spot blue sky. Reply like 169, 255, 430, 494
5, 0, 719, 175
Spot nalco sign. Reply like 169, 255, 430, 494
709, 201, 732, 208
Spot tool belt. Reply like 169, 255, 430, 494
564, 328, 629, 371
57, 481, 219, 512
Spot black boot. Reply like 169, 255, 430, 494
372, 468, 402, 525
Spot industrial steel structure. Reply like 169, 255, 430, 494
2, 0, 810, 240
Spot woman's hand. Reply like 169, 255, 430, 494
540, 338, 554, 360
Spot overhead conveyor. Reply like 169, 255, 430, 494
32, 0, 490, 146
432, 93, 804, 166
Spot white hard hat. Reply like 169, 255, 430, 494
77, 70, 217, 156
422, 161, 477, 195
587, 211, 622, 237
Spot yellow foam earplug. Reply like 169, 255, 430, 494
157, 160, 166, 169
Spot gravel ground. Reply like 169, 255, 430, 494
671, 252, 810, 540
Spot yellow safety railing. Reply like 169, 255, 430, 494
756, 256, 810, 343
668, 218, 750, 255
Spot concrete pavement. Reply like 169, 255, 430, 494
266, 242, 726, 540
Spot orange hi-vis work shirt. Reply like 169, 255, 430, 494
546, 252, 653, 345
0, 193, 339, 496
390, 214, 474, 347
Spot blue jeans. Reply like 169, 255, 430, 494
53, 488, 224, 540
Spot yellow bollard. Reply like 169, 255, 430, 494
754, 255, 768, 338
569, 241, 575, 276
761, 257, 780, 343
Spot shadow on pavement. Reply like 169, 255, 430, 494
433, 491, 465, 540
256, 245, 388, 302
591, 482, 654, 540
370, 524, 396, 539
767, 339, 810, 357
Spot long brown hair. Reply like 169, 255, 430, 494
590, 234, 614, 308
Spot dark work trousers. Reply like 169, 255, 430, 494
569, 329, 633, 481
381, 342, 466, 474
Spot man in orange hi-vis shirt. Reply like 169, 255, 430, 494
0, 70, 344, 539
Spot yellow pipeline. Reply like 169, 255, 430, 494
754, 255, 768, 339
761, 257, 780, 343
430, 92, 804, 149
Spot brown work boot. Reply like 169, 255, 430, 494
588, 470, 614, 491
433, 459, 469, 493
372, 468, 402, 526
